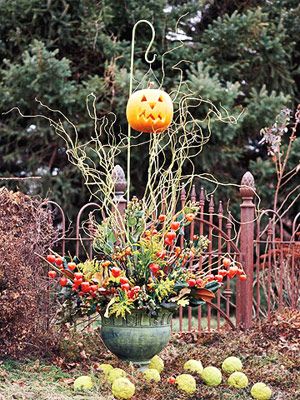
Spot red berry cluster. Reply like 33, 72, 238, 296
46, 254, 99, 297
213, 257, 247, 282
106, 266, 142, 299
185, 257, 247, 287
160, 213, 195, 247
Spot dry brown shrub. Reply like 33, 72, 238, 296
0, 188, 56, 359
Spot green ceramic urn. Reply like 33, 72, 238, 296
100, 309, 172, 366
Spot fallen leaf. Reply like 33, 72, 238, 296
59, 377, 74, 385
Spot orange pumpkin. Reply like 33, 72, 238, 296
126, 88, 173, 133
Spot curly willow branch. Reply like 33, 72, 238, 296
4, 18, 266, 243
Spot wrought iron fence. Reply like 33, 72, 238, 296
45, 166, 299, 332
254, 211, 300, 319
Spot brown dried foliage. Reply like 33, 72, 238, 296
0, 188, 56, 359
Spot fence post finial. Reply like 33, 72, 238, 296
112, 165, 127, 214
240, 171, 255, 198
237, 171, 255, 330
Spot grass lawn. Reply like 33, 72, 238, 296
0, 309, 299, 400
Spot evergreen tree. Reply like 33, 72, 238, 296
0, 0, 299, 218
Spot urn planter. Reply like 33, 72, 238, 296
100, 309, 172, 367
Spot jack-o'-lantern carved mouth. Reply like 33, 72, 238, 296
138, 109, 165, 122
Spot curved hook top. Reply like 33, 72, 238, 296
129, 20, 157, 97
131, 19, 157, 66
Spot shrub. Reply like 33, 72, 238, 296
0, 188, 55, 358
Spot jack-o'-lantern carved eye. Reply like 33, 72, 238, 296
126, 88, 173, 133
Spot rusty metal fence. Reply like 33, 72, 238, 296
46, 167, 299, 332
254, 211, 300, 319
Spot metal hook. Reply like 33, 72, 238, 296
137, 20, 156, 64
129, 19, 156, 96
127, 20, 157, 202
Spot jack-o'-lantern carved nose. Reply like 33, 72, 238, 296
149, 102, 156, 109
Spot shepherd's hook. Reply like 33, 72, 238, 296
127, 20, 157, 203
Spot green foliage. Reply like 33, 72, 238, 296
154, 277, 176, 302
53, 198, 221, 320
243, 86, 290, 135
106, 295, 135, 319
250, 108, 300, 218
0, 40, 77, 112
200, 8, 295, 94
0, 0, 299, 220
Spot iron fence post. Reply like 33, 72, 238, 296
237, 171, 255, 329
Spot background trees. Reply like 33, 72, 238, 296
0, 0, 299, 219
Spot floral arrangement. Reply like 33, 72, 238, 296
46, 198, 245, 321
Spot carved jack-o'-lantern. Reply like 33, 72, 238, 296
126, 89, 173, 133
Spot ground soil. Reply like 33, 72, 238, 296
0, 309, 299, 399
